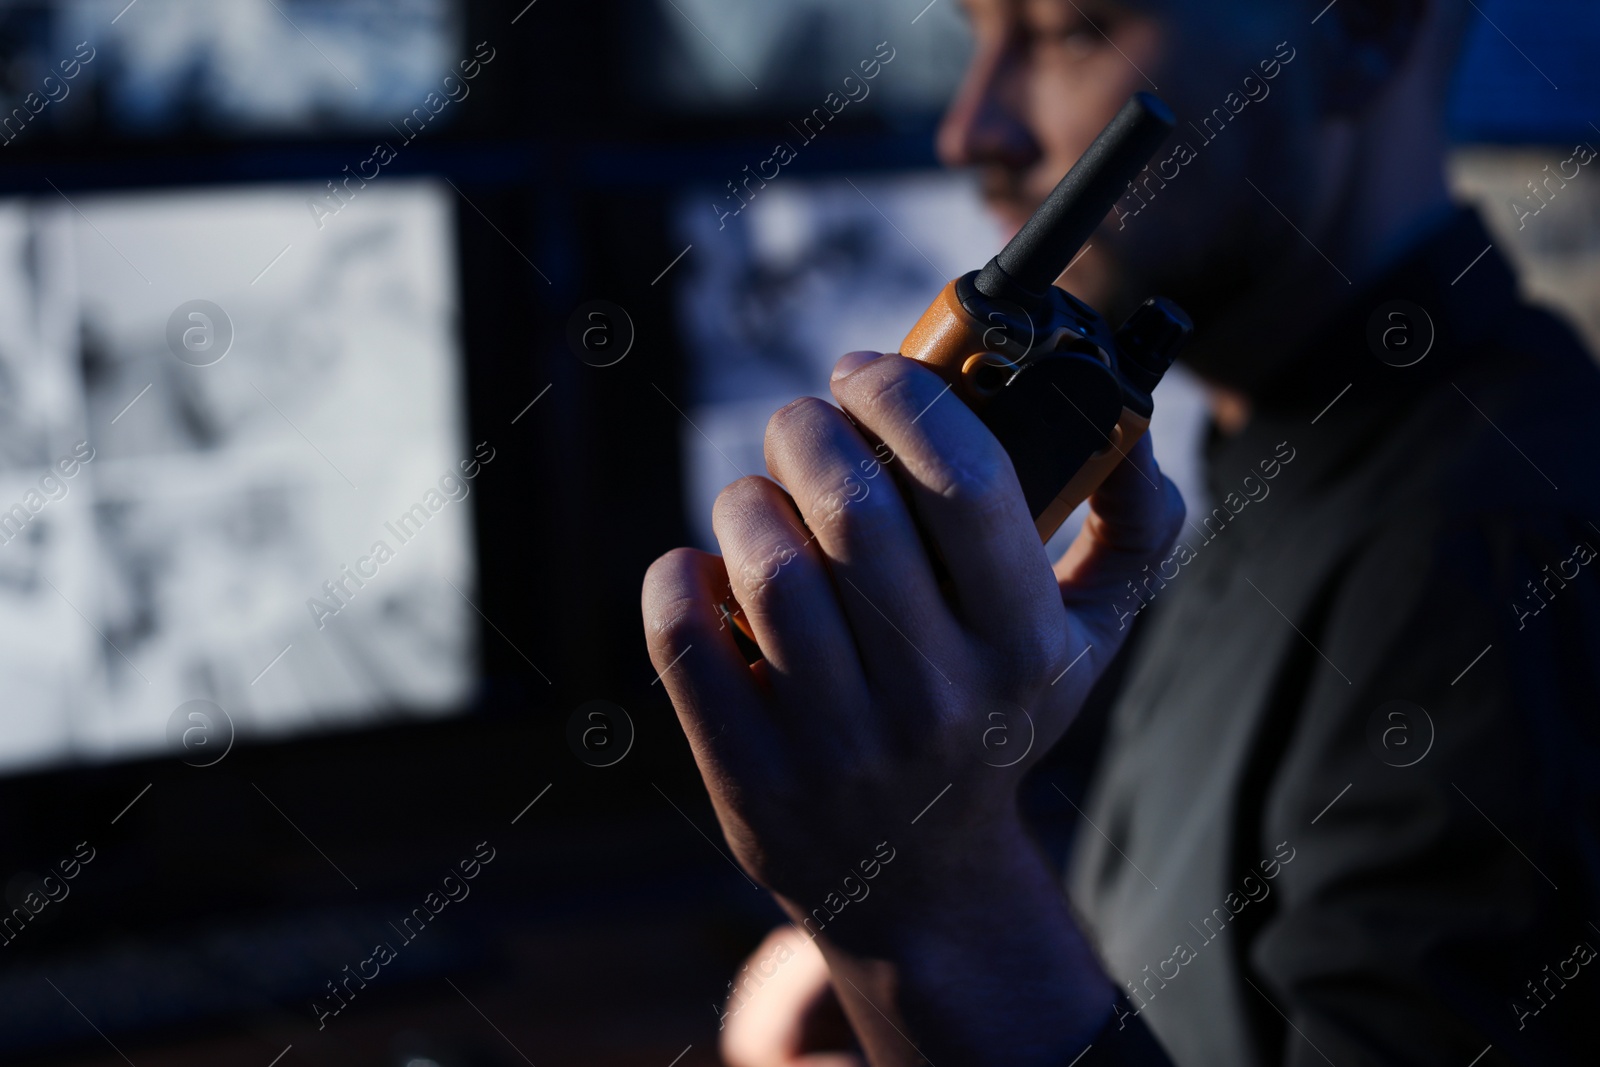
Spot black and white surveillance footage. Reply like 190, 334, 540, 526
0, 180, 476, 773
43, 0, 460, 135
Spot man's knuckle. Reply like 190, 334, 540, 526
713, 475, 770, 520
642, 545, 693, 595
809, 483, 851, 529
643, 559, 712, 658
858, 362, 922, 423
825, 486, 894, 545
643, 548, 702, 615
924, 450, 1013, 515
737, 547, 802, 617
649, 599, 701, 653
765, 396, 829, 454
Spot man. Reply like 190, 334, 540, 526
642, 0, 1600, 1063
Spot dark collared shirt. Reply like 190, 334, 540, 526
1067, 210, 1600, 1067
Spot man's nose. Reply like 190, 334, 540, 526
936, 44, 1038, 171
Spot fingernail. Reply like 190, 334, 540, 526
831, 350, 884, 382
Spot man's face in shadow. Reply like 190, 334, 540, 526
936, 0, 1319, 322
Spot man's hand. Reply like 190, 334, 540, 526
720, 925, 865, 1067
643, 351, 1184, 1065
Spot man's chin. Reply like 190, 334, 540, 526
982, 200, 1036, 243
978, 198, 1123, 311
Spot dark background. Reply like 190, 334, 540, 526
0, 1, 1595, 1064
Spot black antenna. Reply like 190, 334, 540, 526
975, 92, 1175, 306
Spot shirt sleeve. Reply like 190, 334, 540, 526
1248, 506, 1600, 1067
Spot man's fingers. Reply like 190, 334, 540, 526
760, 396, 959, 692
711, 474, 871, 716
1053, 433, 1185, 644
828, 353, 1064, 662
641, 546, 779, 773
721, 926, 863, 1067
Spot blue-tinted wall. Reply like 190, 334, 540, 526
1449, 0, 1600, 142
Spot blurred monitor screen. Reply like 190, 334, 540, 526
631, 0, 1600, 141
0, 178, 477, 775
630, 0, 971, 116
0, 0, 462, 137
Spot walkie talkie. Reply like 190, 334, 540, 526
899, 91, 1191, 543
721, 93, 1190, 661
